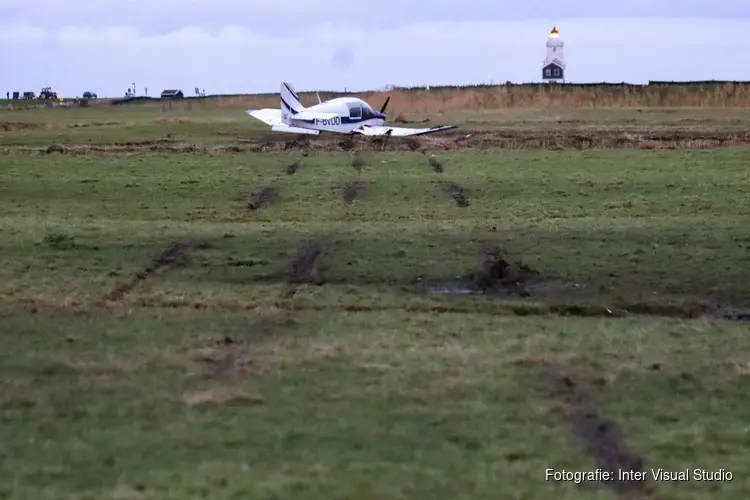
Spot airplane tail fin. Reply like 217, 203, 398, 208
280, 82, 304, 125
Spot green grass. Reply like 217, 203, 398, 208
3, 309, 750, 500
1, 110, 750, 498
0, 106, 257, 147
2, 149, 748, 308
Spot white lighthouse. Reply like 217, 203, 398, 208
542, 26, 565, 83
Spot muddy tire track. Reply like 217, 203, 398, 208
468, 245, 539, 295
105, 240, 209, 302
276, 238, 331, 301
198, 309, 299, 378
442, 182, 470, 207
285, 238, 328, 286
246, 187, 278, 211
546, 367, 650, 497
285, 161, 301, 175
424, 153, 445, 173
351, 152, 366, 173
341, 181, 364, 203
1, 122, 43, 132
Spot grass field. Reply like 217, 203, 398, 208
1, 102, 750, 499
3, 104, 750, 151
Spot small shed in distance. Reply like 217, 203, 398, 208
160, 89, 184, 99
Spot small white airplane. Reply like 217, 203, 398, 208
245, 82, 458, 137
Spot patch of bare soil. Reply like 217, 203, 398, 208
424, 244, 750, 322
234, 129, 750, 153
713, 304, 750, 321
469, 245, 539, 295
115, 139, 176, 147
40, 232, 79, 250
45, 144, 67, 154
245, 308, 298, 341
213, 145, 243, 154
105, 240, 209, 302
286, 160, 301, 175
286, 238, 328, 285
442, 182, 470, 207
0, 122, 45, 132
246, 187, 278, 211
181, 387, 263, 406
546, 367, 649, 497
545, 301, 750, 322
32, 140, 199, 156
403, 137, 423, 151
338, 135, 357, 152
151, 118, 189, 125
196, 308, 298, 378
351, 152, 365, 173
341, 180, 364, 203
252, 136, 312, 153
198, 350, 239, 378
68, 121, 119, 128
3, 129, 750, 156
425, 154, 444, 173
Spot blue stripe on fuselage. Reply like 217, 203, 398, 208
341, 113, 386, 124
286, 108, 387, 126
280, 96, 299, 114
290, 116, 384, 125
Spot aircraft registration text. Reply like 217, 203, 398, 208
315, 117, 341, 126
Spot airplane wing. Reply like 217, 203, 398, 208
246, 109, 283, 126
353, 124, 458, 137
245, 109, 320, 135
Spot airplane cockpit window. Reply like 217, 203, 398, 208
348, 104, 362, 119
360, 105, 375, 119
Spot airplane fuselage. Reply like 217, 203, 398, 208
284, 97, 386, 134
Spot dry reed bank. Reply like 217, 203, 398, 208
168, 83, 750, 114
5, 83, 750, 116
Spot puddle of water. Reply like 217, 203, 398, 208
427, 280, 587, 297
527, 281, 587, 294
428, 286, 479, 295
713, 306, 750, 322
425, 283, 749, 322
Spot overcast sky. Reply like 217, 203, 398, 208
1, 1, 749, 97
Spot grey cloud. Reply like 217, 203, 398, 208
1, 18, 747, 97
1, 0, 748, 32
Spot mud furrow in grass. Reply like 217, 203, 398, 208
103, 240, 210, 303
4, 129, 750, 155
546, 366, 651, 497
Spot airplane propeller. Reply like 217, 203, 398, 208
379, 96, 390, 115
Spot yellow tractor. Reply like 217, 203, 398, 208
39, 87, 58, 100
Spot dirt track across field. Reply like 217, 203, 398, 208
4, 128, 750, 156
545, 367, 650, 497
